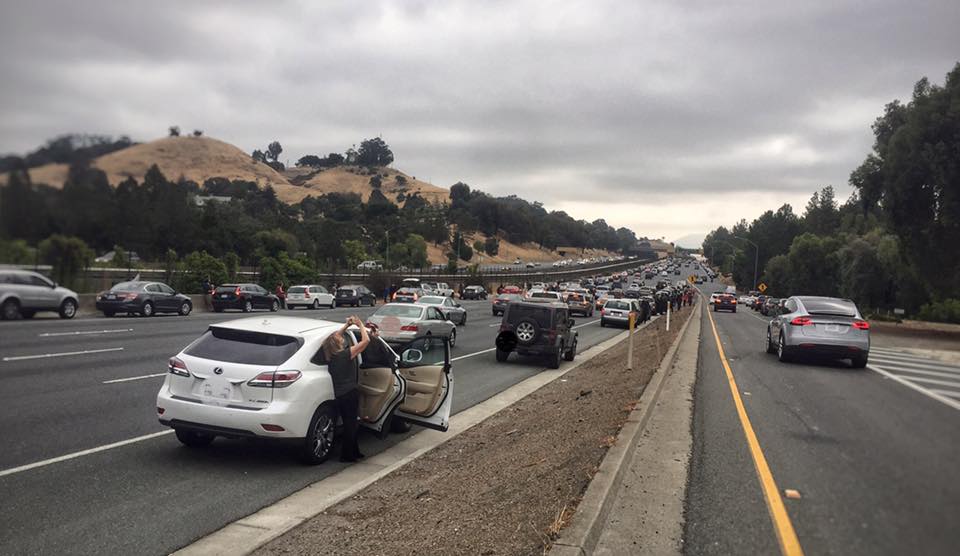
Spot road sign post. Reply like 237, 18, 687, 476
758, 282, 767, 293
627, 312, 635, 370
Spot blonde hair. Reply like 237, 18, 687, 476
322, 331, 345, 360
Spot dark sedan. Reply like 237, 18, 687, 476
461, 285, 488, 300
492, 293, 522, 316
335, 285, 377, 307
714, 293, 737, 313
761, 297, 781, 316
96, 281, 192, 317
212, 283, 279, 313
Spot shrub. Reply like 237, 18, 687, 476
176, 250, 228, 293
916, 299, 960, 324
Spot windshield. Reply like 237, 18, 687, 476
375, 305, 424, 318
185, 327, 302, 366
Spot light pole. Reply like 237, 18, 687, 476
732, 235, 759, 292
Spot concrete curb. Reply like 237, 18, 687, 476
173, 316, 664, 556
550, 300, 700, 556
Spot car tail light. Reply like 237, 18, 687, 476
168, 357, 190, 377
731, 299, 737, 304
790, 317, 813, 326
157, 407, 165, 415
248, 370, 302, 388
852, 320, 870, 330
261, 424, 285, 432
234, 286, 242, 296
400, 324, 419, 332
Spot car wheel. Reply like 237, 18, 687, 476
301, 404, 336, 465
20, 309, 36, 319
547, 348, 561, 369
495, 349, 509, 362
141, 301, 154, 318
448, 328, 457, 348
59, 298, 78, 319
312, 299, 320, 310
270, 300, 280, 312
564, 339, 577, 361
514, 318, 539, 345
732, 308, 737, 313
0, 299, 19, 320
243, 300, 253, 313
329, 300, 335, 309
766, 329, 777, 354
175, 428, 214, 448
851, 353, 868, 369
178, 301, 192, 316
777, 333, 792, 363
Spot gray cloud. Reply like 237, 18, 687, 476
1, 0, 958, 242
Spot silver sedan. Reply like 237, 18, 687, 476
766, 296, 870, 368
416, 295, 467, 325
367, 302, 458, 347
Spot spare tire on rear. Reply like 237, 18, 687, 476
514, 318, 540, 345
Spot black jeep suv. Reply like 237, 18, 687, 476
494, 300, 578, 369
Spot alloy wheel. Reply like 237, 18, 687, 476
311, 412, 335, 458
516, 322, 535, 343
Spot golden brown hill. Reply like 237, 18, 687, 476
282, 166, 449, 204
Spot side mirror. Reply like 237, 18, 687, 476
402, 349, 423, 364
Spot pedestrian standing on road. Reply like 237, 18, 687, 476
383, 285, 390, 303
322, 315, 370, 463
201, 276, 213, 311
275, 282, 286, 309
641, 298, 651, 322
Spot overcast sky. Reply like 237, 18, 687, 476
1, 1, 957, 246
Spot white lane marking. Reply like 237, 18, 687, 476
38, 328, 133, 338
884, 374, 960, 389
103, 373, 167, 384
488, 323, 500, 327
868, 365, 960, 411
868, 355, 960, 373
888, 367, 960, 381
930, 388, 960, 400
2, 347, 124, 362
0, 430, 174, 479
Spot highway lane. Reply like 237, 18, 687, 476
685, 291, 960, 555
0, 295, 641, 555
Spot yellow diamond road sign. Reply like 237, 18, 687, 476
758, 282, 767, 292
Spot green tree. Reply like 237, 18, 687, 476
473, 239, 485, 254
163, 248, 178, 284
404, 234, 429, 268
112, 245, 130, 268
177, 250, 228, 293
222, 252, 240, 281
484, 236, 500, 256
356, 137, 394, 167
785, 234, 842, 297
267, 141, 283, 163
761, 254, 791, 297
803, 186, 841, 236
0, 239, 33, 264
343, 240, 367, 269
39, 235, 93, 289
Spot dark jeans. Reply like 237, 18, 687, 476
335, 389, 361, 460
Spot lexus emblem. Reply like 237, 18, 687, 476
214, 367, 223, 375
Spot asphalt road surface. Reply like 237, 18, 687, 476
685, 284, 960, 555
0, 296, 643, 555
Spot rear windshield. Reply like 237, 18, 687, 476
418, 296, 445, 304
397, 288, 419, 295
337, 289, 356, 296
530, 292, 557, 299
508, 304, 553, 327
288, 286, 307, 294
185, 327, 302, 366
376, 305, 424, 318
497, 294, 521, 301
605, 300, 631, 310
802, 298, 858, 317
110, 282, 146, 292
215, 285, 239, 293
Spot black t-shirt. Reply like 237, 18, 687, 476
328, 349, 358, 397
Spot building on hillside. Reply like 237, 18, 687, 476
637, 239, 674, 259
193, 195, 233, 207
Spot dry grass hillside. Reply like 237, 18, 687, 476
282, 166, 448, 204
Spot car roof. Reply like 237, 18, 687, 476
211, 316, 342, 336
339, 285, 363, 289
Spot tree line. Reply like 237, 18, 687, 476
703, 63, 960, 323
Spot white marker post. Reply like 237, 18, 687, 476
666, 300, 671, 331
627, 311, 635, 370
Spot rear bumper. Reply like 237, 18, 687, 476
157, 389, 315, 438
715, 303, 736, 311
788, 343, 869, 359
95, 300, 141, 312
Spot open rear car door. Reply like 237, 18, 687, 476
393, 335, 453, 432
350, 332, 406, 434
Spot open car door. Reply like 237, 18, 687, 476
393, 335, 454, 432
350, 331, 406, 434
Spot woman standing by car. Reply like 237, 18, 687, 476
321, 315, 370, 462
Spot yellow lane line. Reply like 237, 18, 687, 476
705, 305, 804, 556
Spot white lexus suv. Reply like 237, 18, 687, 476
156, 316, 453, 464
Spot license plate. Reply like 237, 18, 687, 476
107, 294, 116, 300
825, 324, 840, 333
220, 294, 229, 298
200, 378, 232, 406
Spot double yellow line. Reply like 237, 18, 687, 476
705, 303, 804, 556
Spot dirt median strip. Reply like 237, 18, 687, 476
257, 308, 694, 556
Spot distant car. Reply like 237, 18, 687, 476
356, 260, 382, 271
0, 269, 79, 320
565, 290, 594, 317
495, 300, 577, 368
461, 285, 488, 300
761, 297, 781, 316
766, 296, 870, 368
212, 284, 279, 313
156, 316, 453, 463
529, 291, 563, 302
417, 295, 467, 325
600, 299, 637, 328
285, 285, 335, 310
335, 285, 377, 307
714, 293, 737, 313
96, 280, 192, 317
392, 287, 422, 303
492, 293, 522, 316
367, 302, 458, 347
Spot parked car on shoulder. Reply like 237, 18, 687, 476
494, 300, 577, 369
461, 285, 488, 300
0, 269, 79, 320
367, 302, 458, 347
212, 283, 280, 313
96, 280, 192, 317
766, 296, 870, 368
417, 295, 467, 325
285, 285, 335, 310
335, 285, 377, 307
156, 317, 453, 463
600, 298, 638, 328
